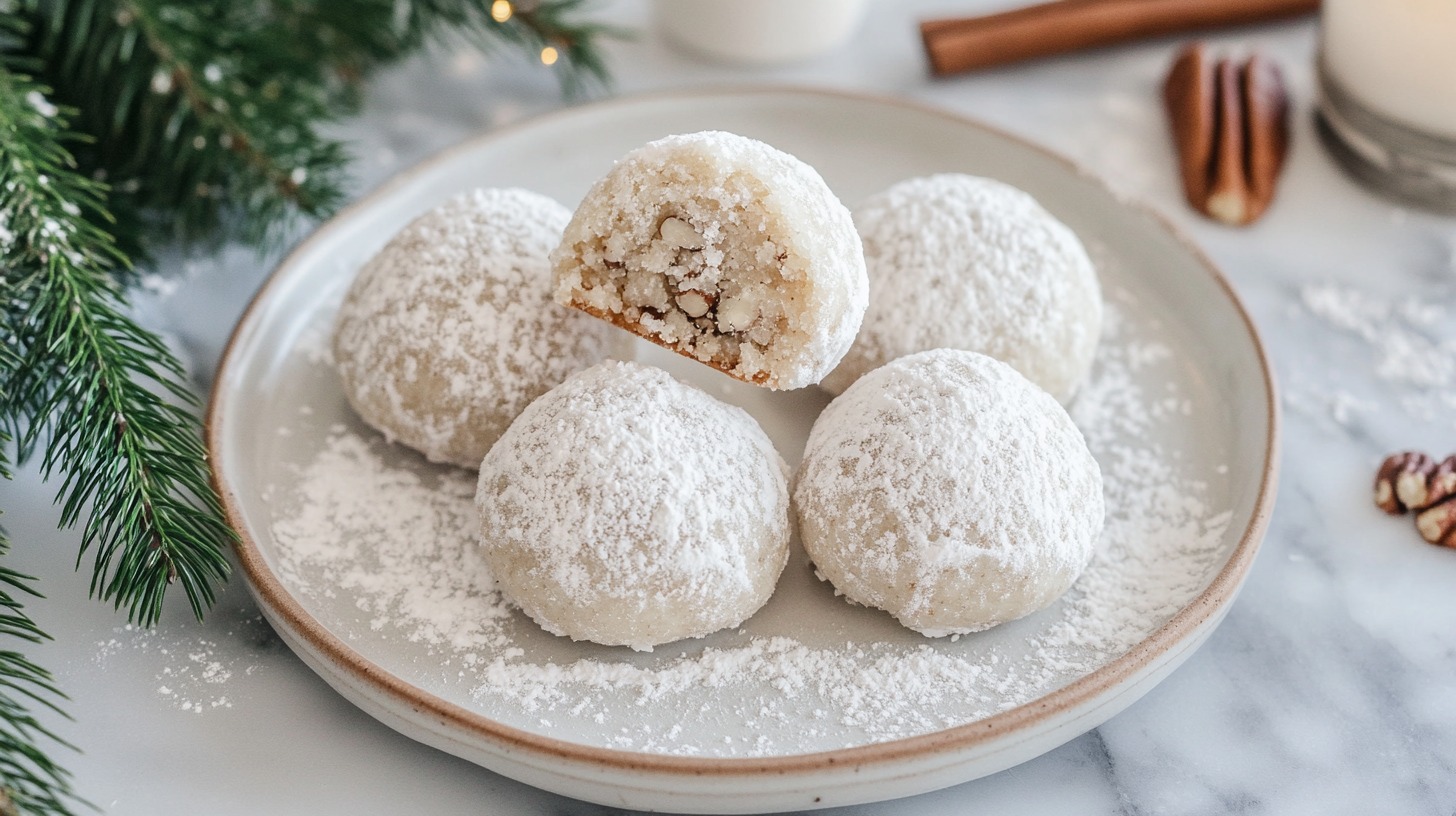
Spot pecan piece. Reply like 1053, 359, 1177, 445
1416, 499, 1456, 549
1399, 455, 1456, 513
1374, 451, 1438, 514
1163, 42, 1290, 226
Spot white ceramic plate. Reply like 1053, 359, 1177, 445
209, 88, 1278, 813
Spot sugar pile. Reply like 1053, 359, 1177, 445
268, 291, 1233, 757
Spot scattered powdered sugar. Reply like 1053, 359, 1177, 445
1301, 285, 1455, 389
1021, 293, 1233, 671
272, 430, 513, 653
1287, 282, 1456, 430
94, 619, 272, 713
476, 636, 1016, 750
268, 291, 1232, 756
294, 314, 336, 367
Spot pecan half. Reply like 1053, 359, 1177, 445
1399, 455, 1456, 513
1163, 42, 1290, 226
1374, 451, 1438, 514
1416, 499, 1456, 549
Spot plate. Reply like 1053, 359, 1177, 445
208, 88, 1278, 813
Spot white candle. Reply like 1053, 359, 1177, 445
1321, 0, 1456, 138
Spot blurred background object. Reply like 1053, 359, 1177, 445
919, 0, 1319, 76
1316, 0, 1456, 212
654, 0, 869, 65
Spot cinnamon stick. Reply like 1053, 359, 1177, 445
922, 0, 1320, 77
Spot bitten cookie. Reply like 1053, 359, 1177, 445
476, 360, 791, 651
821, 174, 1102, 404
795, 349, 1105, 637
332, 188, 617, 468
551, 131, 867, 390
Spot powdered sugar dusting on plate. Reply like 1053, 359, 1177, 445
266, 289, 1233, 757
272, 430, 512, 654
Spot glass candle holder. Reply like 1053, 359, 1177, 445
1315, 0, 1456, 212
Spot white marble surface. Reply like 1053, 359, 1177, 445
5, 1, 1456, 813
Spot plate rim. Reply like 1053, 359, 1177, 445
206, 84, 1281, 778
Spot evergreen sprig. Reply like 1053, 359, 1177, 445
0, 67, 233, 628
15, 0, 618, 255
0, 443, 86, 816
0, 253, 83, 816
277, 0, 619, 99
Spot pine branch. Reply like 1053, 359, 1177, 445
483, 0, 622, 98
0, 333, 85, 816
0, 491, 87, 816
19, 0, 352, 252
0, 67, 233, 627
12, 0, 619, 257
272, 0, 620, 100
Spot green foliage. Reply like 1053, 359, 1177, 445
13, 0, 618, 256
0, 462, 86, 816
0, 250, 84, 816
0, 66, 233, 627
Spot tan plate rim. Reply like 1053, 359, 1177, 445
206, 85, 1281, 779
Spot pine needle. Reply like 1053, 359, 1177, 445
0, 67, 234, 627
13, 0, 620, 256
0, 520, 88, 815
0, 337, 86, 816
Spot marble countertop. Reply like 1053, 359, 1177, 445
7, 1, 1455, 813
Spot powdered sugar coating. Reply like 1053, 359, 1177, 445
552, 131, 867, 390
475, 360, 791, 651
821, 174, 1102, 403
796, 349, 1104, 636
332, 188, 617, 468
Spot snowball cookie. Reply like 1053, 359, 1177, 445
795, 349, 1104, 637
820, 174, 1102, 404
551, 131, 867, 390
332, 188, 617, 469
475, 360, 791, 651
